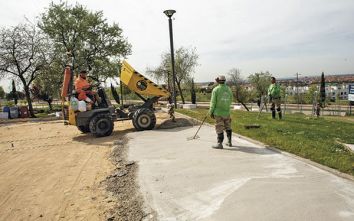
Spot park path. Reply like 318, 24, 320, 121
128, 124, 354, 221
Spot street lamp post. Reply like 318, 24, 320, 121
164, 9, 177, 108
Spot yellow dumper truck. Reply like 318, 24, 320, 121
61, 60, 170, 137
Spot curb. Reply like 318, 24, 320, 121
174, 111, 354, 182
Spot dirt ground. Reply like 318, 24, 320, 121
0, 111, 178, 221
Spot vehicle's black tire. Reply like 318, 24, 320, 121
132, 108, 156, 131
77, 125, 90, 133
89, 113, 114, 137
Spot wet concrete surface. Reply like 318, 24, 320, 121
128, 125, 354, 221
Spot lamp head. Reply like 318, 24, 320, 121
164, 9, 176, 18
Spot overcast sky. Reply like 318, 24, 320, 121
1, 0, 354, 91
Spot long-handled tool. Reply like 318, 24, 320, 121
187, 114, 208, 140
244, 96, 266, 129
257, 95, 267, 119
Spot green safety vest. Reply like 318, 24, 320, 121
209, 84, 233, 117
268, 83, 281, 98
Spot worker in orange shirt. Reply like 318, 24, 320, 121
75, 70, 95, 104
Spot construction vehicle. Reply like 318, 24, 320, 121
61, 60, 170, 137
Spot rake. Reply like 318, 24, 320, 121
187, 114, 208, 140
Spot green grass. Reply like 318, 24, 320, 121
177, 109, 354, 176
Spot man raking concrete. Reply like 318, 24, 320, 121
209, 75, 233, 149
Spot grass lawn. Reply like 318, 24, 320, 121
177, 109, 354, 176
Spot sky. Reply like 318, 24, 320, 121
1, 0, 354, 91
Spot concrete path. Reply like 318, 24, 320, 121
128, 125, 354, 221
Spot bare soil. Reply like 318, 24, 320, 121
0, 111, 173, 221
103, 136, 152, 221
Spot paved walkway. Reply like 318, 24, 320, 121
128, 125, 354, 221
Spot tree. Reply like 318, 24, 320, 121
11, 80, 18, 105
6, 91, 25, 101
227, 68, 250, 111
0, 86, 4, 99
32, 60, 64, 110
148, 47, 199, 104
31, 84, 53, 110
39, 2, 131, 83
0, 22, 55, 117
248, 72, 272, 103
189, 78, 197, 104
304, 85, 318, 104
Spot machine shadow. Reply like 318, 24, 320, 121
72, 128, 136, 145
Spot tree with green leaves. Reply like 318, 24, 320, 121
190, 78, 196, 104
31, 60, 64, 110
304, 84, 318, 104
227, 68, 250, 111
6, 91, 25, 102
11, 80, 18, 105
39, 2, 131, 83
148, 47, 199, 104
248, 71, 272, 104
0, 22, 55, 117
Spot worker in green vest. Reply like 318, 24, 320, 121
267, 77, 282, 119
209, 75, 233, 149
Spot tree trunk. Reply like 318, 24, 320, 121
191, 89, 196, 104
261, 95, 268, 111
176, 81, 185, 104
24, 86, 36, 118
47, 100, 52, 111
238, 99, 249, 111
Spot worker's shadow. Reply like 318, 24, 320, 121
223, 145, 280, 155
72, 128, 136, 146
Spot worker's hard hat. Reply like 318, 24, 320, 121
216, 75, 226, 82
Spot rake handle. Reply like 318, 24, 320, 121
192, 115, 208, 139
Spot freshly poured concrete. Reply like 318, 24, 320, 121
128, 125, 354, 221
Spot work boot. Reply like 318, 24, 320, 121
226, 129, 232, 147
212, 133, 224, 149
272, 111, 276, 119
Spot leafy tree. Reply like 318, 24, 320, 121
32, 60, 63, 110
31, 84, 53, 110
6, 91, 25, 101
190, 78, 196, 104
148, 47, 199, 104
227, 68, 250, 111
248, 71, 272, 103
11, 80, 18, 105
304, 85, 318, 104
39, 2, 131, 83
0, 86, 4, 99
0, 22, 55, 117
